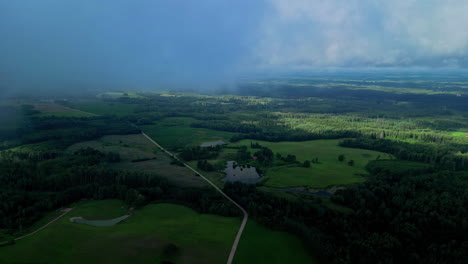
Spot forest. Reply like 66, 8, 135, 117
0, 76, 467, 263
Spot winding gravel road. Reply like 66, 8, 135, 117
0, 208, 73, 246
142, 132, 248, 264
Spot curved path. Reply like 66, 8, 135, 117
142, 132, 248, 264
0, 208, 72, 246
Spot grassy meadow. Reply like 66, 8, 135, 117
0, 200, 239, 264
0, 200, 314, 264
232, 139, 391, 188
142, 117, 236, 149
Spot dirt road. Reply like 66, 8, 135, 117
141, 132, 248, 264
0, 208, 72, 246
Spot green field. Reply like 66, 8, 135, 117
0, 200, 314, 264
69, 100, 137, 116
0, 200, 239, 264
142, 117, 237, 149
232, 139, 391, 188
233, 220, 318, 264
450, 131, 468, 137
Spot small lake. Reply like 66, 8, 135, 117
71, 215, 130, 227
222, 161, 262, 184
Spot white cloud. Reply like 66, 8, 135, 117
254, 0, 468, 68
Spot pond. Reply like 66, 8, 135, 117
222, 161, 262, 184
70, 214, 130, 227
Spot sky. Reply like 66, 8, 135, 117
1, 0, 468, 94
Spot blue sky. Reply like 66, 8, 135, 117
1, 0, 468, 93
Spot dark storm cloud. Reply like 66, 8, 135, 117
0, 0, 268, 95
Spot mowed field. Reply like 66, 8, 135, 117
67, 134, 207, 187
0, 200, 239, 264
142, 117, 236, 150
232, 139, 392, 188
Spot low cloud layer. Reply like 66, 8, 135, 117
257, 0, 468, 68
0, 0, 467, 94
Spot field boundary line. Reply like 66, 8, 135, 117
141, 132, 248, 264
0, 208, 72, 246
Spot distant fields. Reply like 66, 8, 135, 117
68, 100, 137, 116
67, 134, 207, 187
142, 117, 236, 149
232, 139, 391, 188
97, 92, 146, 99
33, 103, 96, 117
0, 201, 239, 264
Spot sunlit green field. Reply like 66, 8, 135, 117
142, 117, 236, 149
451, 131, 468, 137
232, 139, 391, 188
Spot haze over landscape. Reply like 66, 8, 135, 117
1, 0, 468, 95
0, 1, 467, 264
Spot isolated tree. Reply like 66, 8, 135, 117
303, 160, 311, 168
348, 160, 354, 166
338, 154, 346, 162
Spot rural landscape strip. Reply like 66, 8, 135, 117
0, 208, 73, 246
141, 132, 249, 264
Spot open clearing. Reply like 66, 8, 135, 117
67, 134, 207, 187
142, 117, 236, 149
0, 200, 239, 264
232, 139, 391, 188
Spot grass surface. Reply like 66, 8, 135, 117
0, 200, 314, 264
0, 201, 239, 264
451, 131, 468, 137
142, 117, 236, 149
232, 139, 391, 188
233, 220, 318, 264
